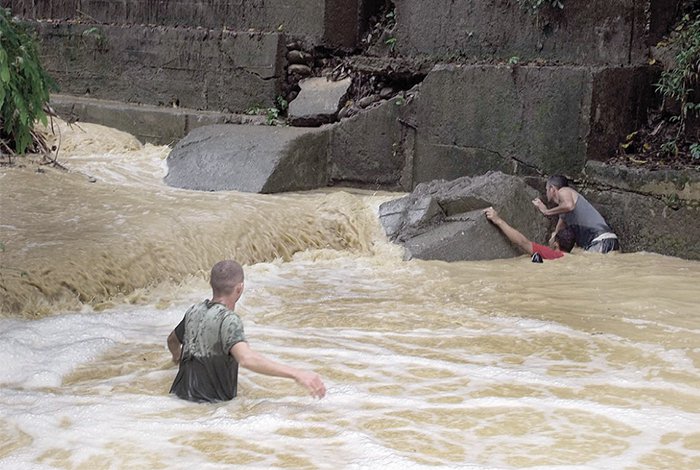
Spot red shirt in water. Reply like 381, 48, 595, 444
531, 242, 564, 260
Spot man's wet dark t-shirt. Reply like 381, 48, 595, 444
170, 300, 246, 402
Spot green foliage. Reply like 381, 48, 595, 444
690, 142, 700, 160
655, 12, 700, 132
507, 56, 520, 65
246, 96, 287, 126
81, 26, 108, 51
517, 0, 564, 15
385, 37, 397, 51
0, 8, 57, 154
265, 106, 279, 126
660, 139, 679, 156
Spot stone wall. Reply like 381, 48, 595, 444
35, 22, 283, 112
409, 64, 657, 180
394, 0, 680, 65
7, 0, 373, 48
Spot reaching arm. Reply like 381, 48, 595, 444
532, 188, 576, 216
231, 341, 326, 398
549, 218, 567, 244
167, 330, 182, 364
483, 207, 533, 254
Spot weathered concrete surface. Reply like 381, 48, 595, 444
378, 172, 549, 261
410, 64, 656, 183
8, 0, 370, 48
164, 124, 329, 193
288, 77, 351, 126
35, 22, 284, 112
581, 160, 700, 259
583, 188, 700, 261
50, 94, 265, 145
394, 0, 678, 65
584, 161, 700, 202
328, 95, 410, 189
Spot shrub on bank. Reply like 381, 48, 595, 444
0, 8, 56, 156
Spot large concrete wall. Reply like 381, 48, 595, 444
7, 0, 373, 48
394, 0, 680, 65
35, 22, 283, 112
410, 64, 657, 180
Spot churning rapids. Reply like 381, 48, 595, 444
1, 122, 698, 469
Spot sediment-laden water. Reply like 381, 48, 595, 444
1, 122, 698, 469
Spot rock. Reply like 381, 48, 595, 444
287, 50, 313, 65
288, 64, 312, 76
379, 86, 394, 99
288, 76, 352, 127
357, 94, 380, 108
378, 171, 550, 261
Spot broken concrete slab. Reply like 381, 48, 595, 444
164, 124, 329, 193
378, 171, 550, 261
288, 77, 351, 126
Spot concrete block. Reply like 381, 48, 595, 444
49, 94, 263, 145
9, 0, 368, 48
288, 77, 351, 126
328, 96, 409, 189
164, 124, 329, 193
410, 64, 656, 183
583, 187, 700, 260
35, 22, 284, 113
394, 0, 677, 65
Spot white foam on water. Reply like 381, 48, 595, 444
2, 125, 699, 469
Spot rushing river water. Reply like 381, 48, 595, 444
1, 122, 699, 469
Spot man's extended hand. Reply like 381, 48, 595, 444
294, 370, 326, 399
532, 198, 547, 214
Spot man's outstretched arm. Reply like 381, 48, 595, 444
231, 341, 326, 398
483, 207, 533, 254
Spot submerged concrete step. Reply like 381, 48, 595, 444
49, 94, 266, 145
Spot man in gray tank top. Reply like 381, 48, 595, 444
167, 260, 326, 402
532, 175, 619, 253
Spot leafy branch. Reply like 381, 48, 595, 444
0, 8, 57, 156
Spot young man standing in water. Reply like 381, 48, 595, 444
167, 259, 326, 402
532, 175, 620, 253
484, 207, 575, 260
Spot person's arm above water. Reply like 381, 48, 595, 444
483, 207, 533, 255
548, 217, 567, 245
230, 341, 326, 398
532, 187, 576, 217
167, 330, 182, 364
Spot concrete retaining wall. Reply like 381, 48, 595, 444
8, 0, 372, 48
394, 0, 678, 65
35, 22, 283, 112
410, 64, 656, 181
